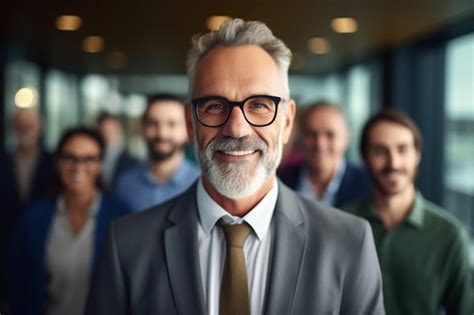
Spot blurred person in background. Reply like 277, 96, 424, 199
96, 112, 139, 193
278, 102, 372, 207
343, 109, 473, 315
7, 127, 130, 315
277, 109, 304, 170
114, 93, 200, 212
0, 108, 55, 314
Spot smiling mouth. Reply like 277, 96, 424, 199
215, 150, 260, 162
382, 171, 404, 180
219, 150, 257, 156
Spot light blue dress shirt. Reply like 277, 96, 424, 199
114, 158, 200, 212
297, 159, 347, 206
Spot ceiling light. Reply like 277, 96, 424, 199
331, 17, 358, 33
307, 37, 330, 54
106, 51, 127, 69
82, 36, 104, 53
55, 15, 82, 31
14, 87, 37, 108
206, 16, 232, 31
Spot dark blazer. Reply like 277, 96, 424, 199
0, 151, 56, 301
7, 196, 131, 315
86, 181, 385, 315
107, 151, 140, 192
0, 151, 56, 227
278, 162, 372, 208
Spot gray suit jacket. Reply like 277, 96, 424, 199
86, 181, 384, 315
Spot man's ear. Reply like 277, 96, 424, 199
185, 104, 195, 145
282, 99, 296, 145
415, 149, 422, 167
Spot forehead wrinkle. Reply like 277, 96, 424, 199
197, 78, 279, 101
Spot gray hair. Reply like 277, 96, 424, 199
186, 18, 292, 97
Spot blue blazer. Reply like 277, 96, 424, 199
7, 196, 130, 315
277, 162, 373, 208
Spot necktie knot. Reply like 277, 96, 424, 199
217, 218, 252, 248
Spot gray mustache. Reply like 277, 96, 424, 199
209, 136, 267, 152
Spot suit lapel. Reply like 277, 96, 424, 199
264, 182, 307, 315
164, 184, 206, 315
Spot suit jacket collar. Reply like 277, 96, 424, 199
264, 181, 307, 314
165, 183, 207, 315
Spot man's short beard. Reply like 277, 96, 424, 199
147, 140, 185, 162
195, 130, 283, 199
370, 166, 417, 196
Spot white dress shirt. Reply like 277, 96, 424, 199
45, 193, 101, 315
197, 179, 278, 315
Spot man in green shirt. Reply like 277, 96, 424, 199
343, 109, 473, 315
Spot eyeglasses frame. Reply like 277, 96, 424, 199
191, 94, 284, 128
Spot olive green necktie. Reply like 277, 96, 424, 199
217, 219, 252, 315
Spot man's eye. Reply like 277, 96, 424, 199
203, 102, 227, 113
371, 147, 386, 155
398, 145, 409, 154
247, 101, 272, 112
251, 103, 267, 109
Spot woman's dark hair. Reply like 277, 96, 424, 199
54, 127, 106, 160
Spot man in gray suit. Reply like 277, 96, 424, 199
86, 19, 385, 315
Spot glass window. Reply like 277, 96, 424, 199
44, 69, 79, 151
346, 65, 371, 162
322, 74, 344, 104
443, 33, 474, 246
345, 63, 381, 163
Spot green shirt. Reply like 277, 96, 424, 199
343, 192, 473, 315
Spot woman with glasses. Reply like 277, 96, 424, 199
7, 127, 130, 315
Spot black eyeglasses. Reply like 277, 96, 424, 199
191, 95, 284, 127
58, 154, 101, 167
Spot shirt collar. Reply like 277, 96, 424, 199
56, 192, 102, 217
366, 190, 425, 228
326, 159, 346, 193
196, 178, 278, 241
300, 159, 347, 205
404, 191, 425, 228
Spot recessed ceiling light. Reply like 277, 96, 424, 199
106, 51, 127, 69
82, 36, 104, 53
14, 87, 37, 108
331, 17, 358, 33
307, 37, 330, 54
206, 16, 232, 31
55, 15, 82, 31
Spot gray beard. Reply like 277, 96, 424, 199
195, 132, 283, 199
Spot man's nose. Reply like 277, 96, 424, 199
387, 151, 401, 168
221, 107, 253, 138
154, 123, 169, 138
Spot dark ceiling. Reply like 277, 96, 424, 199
1, 0, 473, 75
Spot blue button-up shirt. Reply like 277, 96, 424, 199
114, 159, 200, 212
